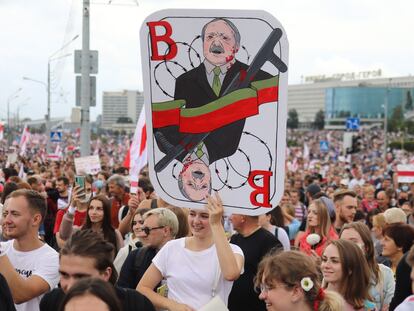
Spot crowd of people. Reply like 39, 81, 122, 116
1, 129, 414, 311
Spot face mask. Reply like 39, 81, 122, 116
94, 180, 105, 190
79, 192, 93, 204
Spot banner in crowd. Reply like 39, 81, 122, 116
126, 107, 148, 194
74, 155, 101, 175
397, 164, 414, 183
140, 9, 288, 215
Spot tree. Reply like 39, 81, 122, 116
388, 105, 404, 132
287, 109, 299, 129
405, 91, 413, 111
313, 109, 325, 130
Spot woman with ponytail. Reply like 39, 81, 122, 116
255, 250, 344, 311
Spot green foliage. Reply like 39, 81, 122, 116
405, 91, 413, 111
389, 140, 414, 152
287, 109, 299, 129
314, 109, 325, 130
388, 105, 404, 132
287, 140, 299, 147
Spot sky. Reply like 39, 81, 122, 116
1, 0, 413, 122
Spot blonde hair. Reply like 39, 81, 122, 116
372, 213, 386, 229
143, 208, 179, 238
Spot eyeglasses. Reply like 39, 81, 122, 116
131, 220, 144, 226
259, 284, 274, 293
139, 226, 165, 235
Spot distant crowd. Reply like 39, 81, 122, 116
1, 129, 414, 311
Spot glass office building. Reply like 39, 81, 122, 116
325, 87, 414, 119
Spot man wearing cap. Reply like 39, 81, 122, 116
333, 189, 358, 234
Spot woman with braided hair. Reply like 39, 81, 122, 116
255, 250, 344, 311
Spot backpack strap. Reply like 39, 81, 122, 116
150, 199, 158, 209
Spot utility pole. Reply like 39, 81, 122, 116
46, 61, 51, 153
80, 0, 91, 156
383, 79, 391, 160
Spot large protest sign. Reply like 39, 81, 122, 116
140, 9, 288, 215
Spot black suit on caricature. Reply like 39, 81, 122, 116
155, 60, 272, 164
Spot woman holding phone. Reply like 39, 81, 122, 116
59, 189, 124, 253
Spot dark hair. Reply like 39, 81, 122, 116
269, 205, 285, 227
98, 171, 110, 180
1, 182, 19, 204
2, 167, 18, 181
382, 223, 414, 253
82, 195, 118, 252
57, 176, 70, 186
138, 177, 154, 195
406, 244, 414, 267
60, 230, 118, 285
58, 277, 121, 311
8, 189, 47, 222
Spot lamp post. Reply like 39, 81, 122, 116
7, 87, 23, 145
383, 78, 392, 160
23, 53, 72, 153
15, 98, 30, 128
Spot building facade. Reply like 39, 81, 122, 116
288, 75, 414, 127
102, 90, 144, 129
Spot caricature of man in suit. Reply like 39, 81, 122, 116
155, 18, 272, 201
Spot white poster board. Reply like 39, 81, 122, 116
74, 155, 101, 175
141, 9, 288, 215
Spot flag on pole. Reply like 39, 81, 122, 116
0, 122, 4, 141
125, 108, 147, 193
19, 125, 31, 156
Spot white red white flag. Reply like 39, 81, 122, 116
125, 108, 147, 193
19, 125, 31, 156
0, 122, 4, 141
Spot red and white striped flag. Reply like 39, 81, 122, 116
0, 122, 4, 141
19, 125, 31, 156
124, 108, 147, 193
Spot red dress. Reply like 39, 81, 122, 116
299, 227, 338, 257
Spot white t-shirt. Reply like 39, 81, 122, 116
1, 240, 60, 311
267, 225, 291, 251
152, 237, 244, 310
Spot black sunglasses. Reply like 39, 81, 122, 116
139, 226, 165, 235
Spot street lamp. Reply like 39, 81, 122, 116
383, 78, 392, 160
23, 53, 73, 152
7, 87, 23, 145
22, 35, 78, 153
15, 97, 30, 128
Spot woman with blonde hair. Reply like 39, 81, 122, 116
256, 250, 344, 311
137, 194, 244, 310
299, 198, 338, 257
321, 239, 376, 310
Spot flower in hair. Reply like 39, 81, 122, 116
301, 277, 314, 292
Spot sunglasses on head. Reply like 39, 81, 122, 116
139, 226, 165, 235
